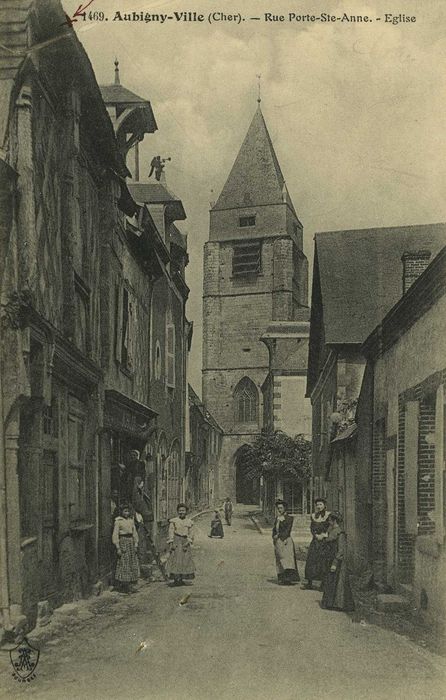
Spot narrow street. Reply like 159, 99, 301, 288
1, 507, 445, 700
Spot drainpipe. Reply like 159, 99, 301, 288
0, 348, 11, 631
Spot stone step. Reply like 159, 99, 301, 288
375, 593, 412, 613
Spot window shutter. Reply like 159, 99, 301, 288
115, 282, 124, 363
404, 401, 419, 535
166, 324, 175, 387
127, 300, 135, 369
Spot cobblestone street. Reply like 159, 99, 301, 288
1, 507, 445, 700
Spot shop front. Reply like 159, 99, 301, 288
101, 390, 157, 579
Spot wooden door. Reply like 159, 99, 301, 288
41, 449, 59, 598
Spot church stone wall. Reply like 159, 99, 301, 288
202, 107, 309, 500
209, 203, 287, 241
203, 366, 267, 434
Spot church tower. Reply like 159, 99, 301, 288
202, 104, 309, 502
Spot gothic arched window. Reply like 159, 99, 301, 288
234, 377, 258, 423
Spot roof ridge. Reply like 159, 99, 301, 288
315, 222, 446, 237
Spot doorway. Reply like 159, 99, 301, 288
235, 446, 259, 505
386, 446, 398, 586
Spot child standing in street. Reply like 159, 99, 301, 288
209, 510, 224, 538
112, 504, 139, 594
223, 497, 233, 526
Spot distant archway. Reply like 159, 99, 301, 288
234, 444, 260, 505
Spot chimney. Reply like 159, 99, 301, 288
401, 250, 431, 294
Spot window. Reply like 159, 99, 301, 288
68, 396, 86, 523
166, 321, 175, 388
74, 276, 90, 355
239, 215, 256, 228
234, 377, 258, 423
167, 443, 180, 517
282, 481, 303, 514
43, 400, 58, 438
232, 240, 262, 276
115, 282, 135, 371
154, 341, 162, 380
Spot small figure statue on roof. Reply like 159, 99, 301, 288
148, 155, 171, 181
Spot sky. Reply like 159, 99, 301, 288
63, 0, 446, 393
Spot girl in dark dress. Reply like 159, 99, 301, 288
209, 510, 224, 538
321, 512, 355, 612
272, 500, 300, 585
302, 497, 331, 590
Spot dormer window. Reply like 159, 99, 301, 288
239, 215, 256, 228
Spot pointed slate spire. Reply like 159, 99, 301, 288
213, 105, 297, 217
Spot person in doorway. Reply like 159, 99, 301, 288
272, 500, 300, 585
132, 476, 152, 525
223, 497, 233, 526
321, 512, 355, 612
302, 498, 331, 590
122, 451, 146, 502
132, 476, 153, 565
111, 489, 120, 521
209, 510, 224, 538
167, 503, 195, 586
112, 504, 139, 594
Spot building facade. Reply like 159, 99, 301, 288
261, 321, 312, 519
0, 2, 191, 637
202, 104, 309, 502
362, 247, 446, 628
102, 67, 191, 544
186, 385, 223, 510
0, 1, 131, 634
307, 224, 446, 570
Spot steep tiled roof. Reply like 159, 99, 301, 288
0, 0, 37, 149
100, 83, 150, 105
363, 245, 446, 359
212, 105, 297, 217
169, 223, 187, 251
188, 384, 223, 433
128, 182, 186, 220
129, 182, 178, 203
261, 320, 310, 339
0, 0, 32, 79
314, 223, 446, 346
0, 0, 128, 176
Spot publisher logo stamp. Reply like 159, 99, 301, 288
9, 637, 40, 683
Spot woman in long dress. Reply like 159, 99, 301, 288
302, 497, 331, 590
112, 504, 139, 594
321, 512, 355, 612
272, 500, 300, 585
167, 503, 195, 586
